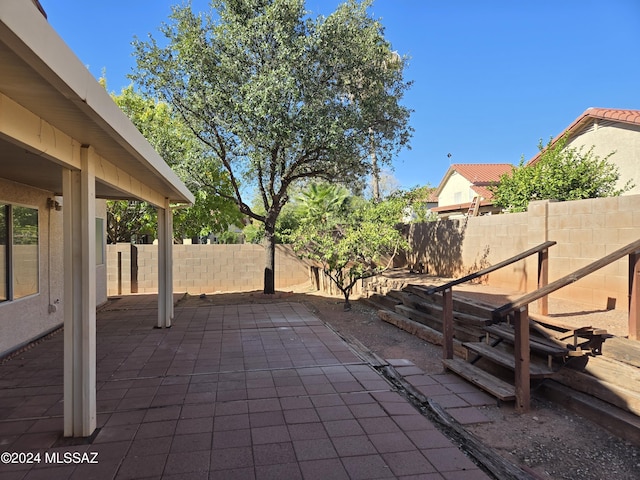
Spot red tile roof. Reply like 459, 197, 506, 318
528, 108, 640, 165
434, 163, 513, 205
451, 163, 513, 185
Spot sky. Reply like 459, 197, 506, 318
43, 0, 640, 190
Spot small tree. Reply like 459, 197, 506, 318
292, 191, 408, 310
492, 136, 633, 212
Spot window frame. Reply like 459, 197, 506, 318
0, 202, 40, 302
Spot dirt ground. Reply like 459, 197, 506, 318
189, 279, 640, 480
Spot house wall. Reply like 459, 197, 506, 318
566, 121, 640, 196
0, 178, 63, 356
409, 196, 640, 311
107, 244, 312, 295
0, 178, 109, 357
437, 171, 475, 206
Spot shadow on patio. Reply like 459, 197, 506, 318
0, 294, 492, 480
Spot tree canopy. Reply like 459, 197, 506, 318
491, 136, 633, 213
292, 185, 408, 309
130, 0, 412, 292
108, 85, 243, 243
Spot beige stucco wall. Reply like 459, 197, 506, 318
0, 178, 63, 356
107, 243, 312, 296
0, 178, 109, 356
410, 196, 640, 311
567, 121, 640, 196
438, 171, 475, 206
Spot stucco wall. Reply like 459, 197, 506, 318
567, 122, 640, 196
0, 178, 63, 356
438, 171, 475, 206
0, 178, 109, 356
409, 196, 640, 311
107, 244, 312, 296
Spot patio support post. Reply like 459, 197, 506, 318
63, 147, 97, 437
629, 252, 640, 340
442, 288, 454, 359
157, 198, 173, 328
537, 248, 549, 315
514, 305, 530, 413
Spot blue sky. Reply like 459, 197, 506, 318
43, 0, 640, 190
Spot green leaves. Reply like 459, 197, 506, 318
130, 0, 412, 290
291, 188, 408, 306
108, 85, 243, 242
491, 136, 633, 212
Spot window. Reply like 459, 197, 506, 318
0, 203, 39, 302
0, 205, 6, 302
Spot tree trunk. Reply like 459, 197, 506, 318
263, 227, 276, 294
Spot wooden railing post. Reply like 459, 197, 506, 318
514, 305, 530, 413
537, 248, 549, 315
629, 252, 640, 340
442, 288, 454, 360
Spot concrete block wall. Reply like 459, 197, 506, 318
107, 243, 312, 295
409, 195, 640, 312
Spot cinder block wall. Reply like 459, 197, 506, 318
409, 195, 640, 311
107, 244, 311, 296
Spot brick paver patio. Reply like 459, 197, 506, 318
0, 296, 492, 479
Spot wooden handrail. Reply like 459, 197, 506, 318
494, 238, 640, 319
426, 241, 557, 295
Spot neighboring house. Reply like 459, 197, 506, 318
431, 164, 513, 218
528, 108, 640, 195
0, 0, 193, 438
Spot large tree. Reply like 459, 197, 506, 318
491, 136, 633, 213
108, 85, 243, 243
131, 0, 412, 293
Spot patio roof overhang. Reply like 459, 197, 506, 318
0, 0, 194, 207
0, 0, 190, 438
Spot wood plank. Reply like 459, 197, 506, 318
403, 284, 496, 319
443, 358, 515, 401
463, 342, 555, 377
395, 305, 484, 342
552, 369, 640, 418
570, 355, 640, 388
601, 336, 640, 368
400, 294, 492, 327
484, 324, 569, 356
378, 309, 468, 358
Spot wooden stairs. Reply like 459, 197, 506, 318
366, 284, 640, 421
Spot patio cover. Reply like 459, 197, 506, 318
0, 0, 194, 437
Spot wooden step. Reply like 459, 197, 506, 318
403, 284, 495, 319
484, 324, 569, 357
463, 342, 555, 378
443, 358, 515, 401
395, 304, 484, 342
378, 309, 468, 358
397, 297, 491, 327
364, 293, 401, 311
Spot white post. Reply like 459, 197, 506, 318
157, 198, 173, 328
63, 146, 97, 437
